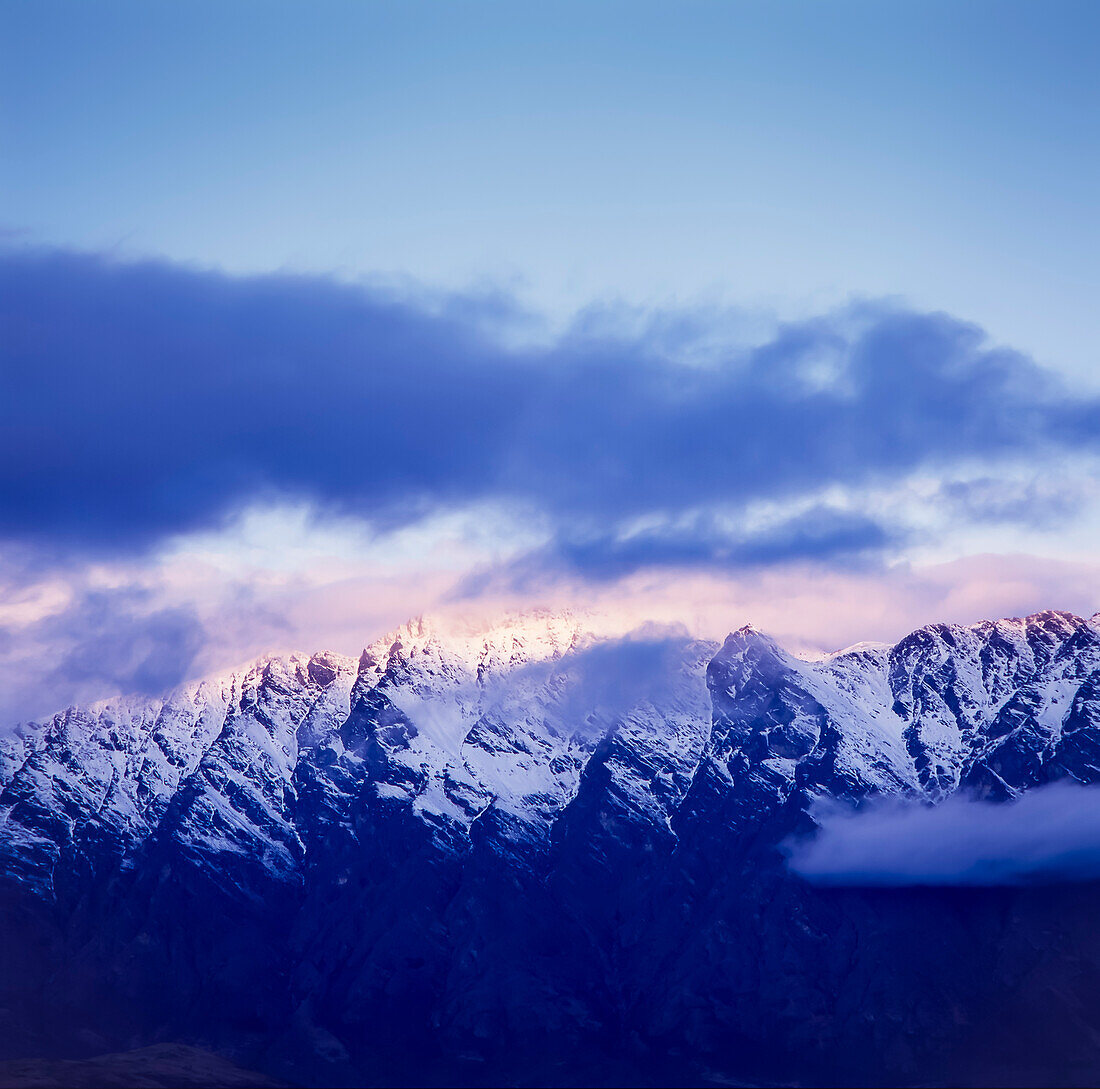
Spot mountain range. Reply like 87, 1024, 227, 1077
3, 608, 1100, 1087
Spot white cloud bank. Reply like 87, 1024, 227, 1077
787, 782, 1100, 886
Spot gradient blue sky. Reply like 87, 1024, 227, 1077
4, 0, 1099, 377
4, 1, 1100, 720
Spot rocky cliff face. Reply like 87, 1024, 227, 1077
4, 609, 1100, 1086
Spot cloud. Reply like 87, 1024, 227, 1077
2, 542, 1098, 727
937, 476, 1089, 526
502, 623, 702, 728
786, 782, 1100, 886
0, 582, 206, 723
1, 245, 1096, 577
460, 506, 896, 591
41, 589, 206, 696
3, 243, 1100, 725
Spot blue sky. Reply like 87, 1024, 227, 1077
3, 1, 1100, 719
4, 1, 1100, 377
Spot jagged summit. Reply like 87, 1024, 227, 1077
361, 606, 605, 673
3, 605, 1098, 887
825, 639, 892, 659
4, 606, 1100, 1085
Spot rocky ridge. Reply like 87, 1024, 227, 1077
3, 608, 1100, 1086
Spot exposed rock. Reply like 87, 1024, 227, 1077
4, 609, 1100, 1086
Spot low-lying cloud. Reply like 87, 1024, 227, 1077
505, 623, 705, 727
0, 582, 207, 723
786, 782, 1100, 886
41, 589, 206, 699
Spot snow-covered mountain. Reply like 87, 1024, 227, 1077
4, 608, 1100, 1086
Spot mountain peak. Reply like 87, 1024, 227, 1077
718, 623, 781, 656
7, 605, 1100, 1085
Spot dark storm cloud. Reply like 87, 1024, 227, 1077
1, 245, 1094, 572
786, 783, 1100, 886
